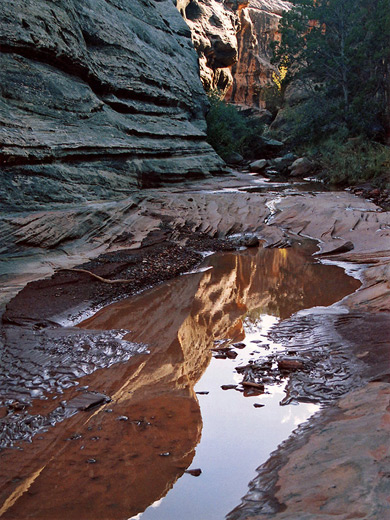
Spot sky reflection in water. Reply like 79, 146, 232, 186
122, 244, 359, 520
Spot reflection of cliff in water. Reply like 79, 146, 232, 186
83, 241, 359, 349
0, 244, 359, 520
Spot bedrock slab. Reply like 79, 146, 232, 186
1, 176, 390, 519
1, 177, 390, 309
228, 381, 390, 520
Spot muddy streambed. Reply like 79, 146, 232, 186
0, 241, 361, 519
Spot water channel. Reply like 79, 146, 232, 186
74, 241, 360, 520
0, 240, 361, 519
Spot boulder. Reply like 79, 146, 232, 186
250, 159, 268, 172
268, 153, 296, 173
226, 152, 244, 165
227, 233, 259, 248
249, 136, 285, 159
289, 157, 315, 177
261, 136, 285, 149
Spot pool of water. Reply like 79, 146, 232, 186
134, 318, 319, 520
76, 242, 360, 520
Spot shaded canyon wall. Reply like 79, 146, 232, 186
0, 0, 226, 212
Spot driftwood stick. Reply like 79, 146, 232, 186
56, 268, 132, 284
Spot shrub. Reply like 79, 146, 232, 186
315, 137, 390, 187
206, 90, 264, 160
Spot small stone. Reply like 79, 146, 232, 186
233, 342, 246, 349
86, 458, 96, 464
253, 403, 265, 408
185, 468, 202, 477
159, 452, 171, 457
196, 391, 209, 395
221, 384, 237, 390
277, 358, 305, 371
225, 350, 238, 359
242, 381, 265, 390
65, 392, 111, 412
213, 353, 227, 359
117, 415, 129, 421
67, 433, 83, 441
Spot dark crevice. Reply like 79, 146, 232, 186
0, 146, 214, 169
103, 99, 185, 118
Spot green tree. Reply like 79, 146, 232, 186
272, 0, 390, 141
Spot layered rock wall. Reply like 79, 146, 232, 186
226, 0, 291, 109
0, 0, 225, 211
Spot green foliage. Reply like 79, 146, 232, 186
314, 138, 390, 187
273, 0, 390, 142
206, 90, 264, 160
280, 91, 348, 145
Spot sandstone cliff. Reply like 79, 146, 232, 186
177, 0, 249, 94
226, 0, 291, 109
177, 1, 291, 110
0, 0, 225, 211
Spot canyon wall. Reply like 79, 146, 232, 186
227, 0, 291, 109
0, 0, 225, 212
179, 0, 291, 109
177, 0, 248, 94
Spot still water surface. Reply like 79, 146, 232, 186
79, 242, 359, 520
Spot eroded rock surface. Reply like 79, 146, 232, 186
1, 173, 390, 519
226, 0, 291, 108
228, 381, 390, 520
177, 0, 247, 94
0, 0, 226, 212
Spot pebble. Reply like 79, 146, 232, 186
226, 350, 238, 359
242, 381, 264, 390
185, 468, 202, 477
221, 385, 237, 390
277, 358, 304, 371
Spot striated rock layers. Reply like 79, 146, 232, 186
0, 0, 226, 211
226, 0, 291, 109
